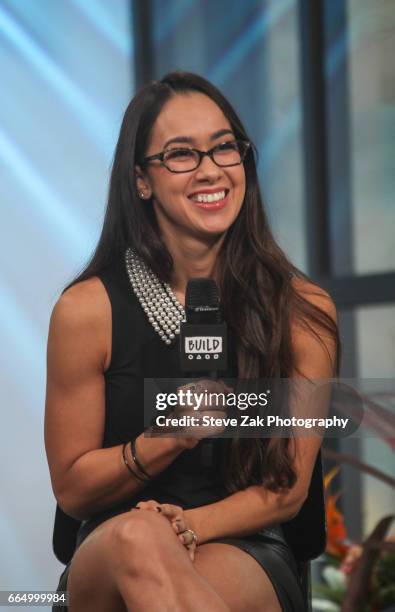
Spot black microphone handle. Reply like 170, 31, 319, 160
188, 369, 217, 379
200, 439, 214, 468
189, 370, 219, 468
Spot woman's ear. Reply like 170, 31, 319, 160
135, 165, 152, 200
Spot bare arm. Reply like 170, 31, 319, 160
184, 283, 338, 544
44, 277, 186, 521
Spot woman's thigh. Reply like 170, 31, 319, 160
193, 542, 282, 612
65, 511, 284, 612
65, 510, 214, 611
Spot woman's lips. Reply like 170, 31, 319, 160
189, 191, 229, 211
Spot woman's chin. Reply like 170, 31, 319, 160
194, 221, 231, 239
193, 211, 239, 237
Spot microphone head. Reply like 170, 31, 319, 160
185, 278, 219, 308
181, 278, 227, 372
185, 278, 220, 324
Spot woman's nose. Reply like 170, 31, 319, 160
194, 153, 222, 180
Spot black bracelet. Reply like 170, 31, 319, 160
131, 436, 152, 480
122, 442, 148, 483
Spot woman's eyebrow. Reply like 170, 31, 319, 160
163, 128, 234, 149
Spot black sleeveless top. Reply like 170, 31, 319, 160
76, 256, 238, 546
53, 256, 326, 563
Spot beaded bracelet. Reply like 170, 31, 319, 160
122, 442, 149, 483
131, 436, 152, 480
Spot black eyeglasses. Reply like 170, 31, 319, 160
141, 139, 251, 173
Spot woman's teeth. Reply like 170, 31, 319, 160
191, 190, 226, 203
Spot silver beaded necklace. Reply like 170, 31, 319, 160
125, 247, 186, 345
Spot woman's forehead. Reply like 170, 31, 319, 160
149, 92, 232, 148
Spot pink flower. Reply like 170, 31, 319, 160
339, 544, 363, 576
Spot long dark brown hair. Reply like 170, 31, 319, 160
65, 71, 341, 495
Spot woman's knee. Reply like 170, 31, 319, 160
68, 510, 177, 595
67, 523, 126, 612
111, 509, 176, 558
67, 512, 140, 585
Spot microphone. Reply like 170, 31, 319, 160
180, 278, 227, 373
180, 278, 228, 466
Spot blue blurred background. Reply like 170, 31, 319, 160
0, 0, 394, 604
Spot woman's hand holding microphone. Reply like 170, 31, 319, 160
168, 378, 232, 449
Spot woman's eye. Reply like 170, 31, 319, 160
166, 149, 194, 160
217, 141, 238, 152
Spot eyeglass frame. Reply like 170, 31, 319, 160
139, 139, 251, 173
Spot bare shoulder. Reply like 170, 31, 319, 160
49, 276, 111, 373
52, 276, 109, 326
290, 276, 338, 377
291, 276, 337, 324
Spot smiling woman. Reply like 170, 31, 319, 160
135, 92, 247, 242
46, 71, 339, 612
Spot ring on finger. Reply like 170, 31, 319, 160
181, 528, 198, 545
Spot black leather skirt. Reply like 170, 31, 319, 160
53, 526, 306, 612
208, 527, 307, 611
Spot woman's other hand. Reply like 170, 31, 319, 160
132, 500, 198, 562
